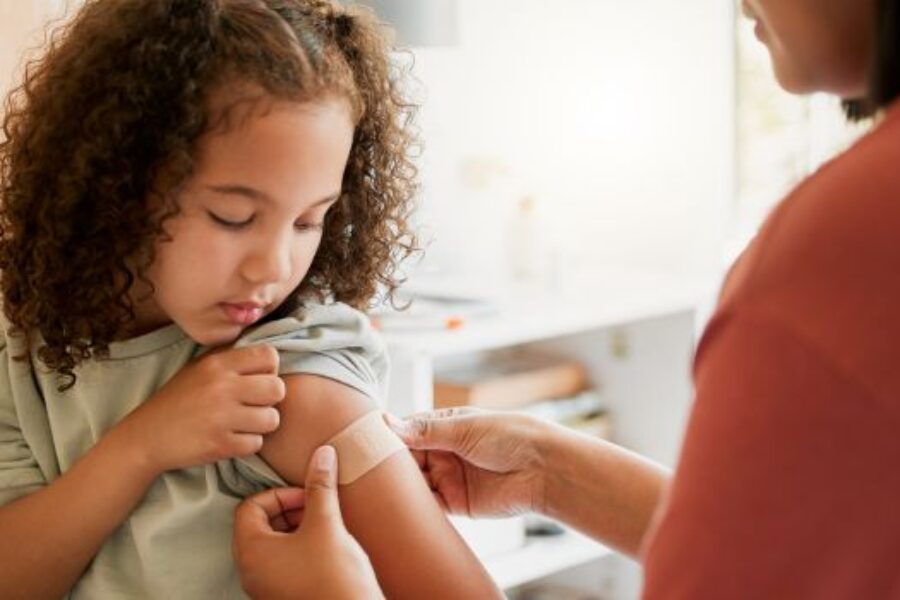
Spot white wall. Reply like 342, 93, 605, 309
0, 1, 70, 105
409, 0, 736, 287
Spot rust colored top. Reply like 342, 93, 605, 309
642, 105, 900, 598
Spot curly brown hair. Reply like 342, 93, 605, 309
0, 0, 419, 389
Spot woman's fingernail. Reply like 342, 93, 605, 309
384, 413, 406, 434
316, 445, 336, 471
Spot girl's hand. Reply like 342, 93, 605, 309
387, 408, 550, 518
118, 344, 285, 475
233, 446, 384, 600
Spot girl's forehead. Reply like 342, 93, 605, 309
203, 80, 355, 138
185, 95, 354, 203
204, 84, 281, 136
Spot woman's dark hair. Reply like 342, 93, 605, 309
844, 0, 900, 119
0, 0, 419, 389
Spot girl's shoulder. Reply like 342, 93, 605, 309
233, 300, 389, 402
239, 301, 380, 350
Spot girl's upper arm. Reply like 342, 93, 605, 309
259, 373, 503, 600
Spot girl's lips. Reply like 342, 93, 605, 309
220, 303, 265, 325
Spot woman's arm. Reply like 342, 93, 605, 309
259, 375, 503, 599
539, 423, 670, 557
394, 409, 669, 559
0, 427, 158, 600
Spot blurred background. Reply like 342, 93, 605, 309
0, 1, 871, 598
0, 0, 867, 306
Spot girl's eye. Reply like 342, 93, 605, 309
208, 211, 254, 229
295, 222, 325, 233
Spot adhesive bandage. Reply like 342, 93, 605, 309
326, 410, 407, 485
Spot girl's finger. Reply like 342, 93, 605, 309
236, 374, 286, 407
229, 433, 265, 457
222, 344, 281, 375
231, 405, 281, 435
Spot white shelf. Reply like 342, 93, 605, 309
484, 529, 612, 591
382, 270, 702, 357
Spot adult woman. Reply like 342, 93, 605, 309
233, 0, 900, 596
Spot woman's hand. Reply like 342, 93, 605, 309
386, 408, 551, 518
233, 446, 384, 600
117, 344, 285, 476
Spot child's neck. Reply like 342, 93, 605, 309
121, 291, 173, 340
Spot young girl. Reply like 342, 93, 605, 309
0, 1, 501, 598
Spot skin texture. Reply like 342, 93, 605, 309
389, 409, 668, 559
742, 0, 875, 97
250, 377, 503, 599
130, 96, 352, 345
234, 448, 386, 600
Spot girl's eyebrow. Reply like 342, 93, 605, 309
206, 184, 341, 208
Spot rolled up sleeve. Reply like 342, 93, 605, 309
216, 302, 389, 496
0, 346, 46, 506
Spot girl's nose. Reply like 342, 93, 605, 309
240, 233, 293, 285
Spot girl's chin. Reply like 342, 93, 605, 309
184, 323, 244, 348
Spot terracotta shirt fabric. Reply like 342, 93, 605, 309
641, 105, 900, 598
0, 302, 388, 599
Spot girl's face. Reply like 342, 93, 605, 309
742, 0, 875, 97
132, 96, 354, 346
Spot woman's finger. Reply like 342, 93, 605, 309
388, 411, 475, 452
300, 446, 344, 529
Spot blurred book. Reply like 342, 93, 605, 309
518, 390, 612, 439
510, 583, 607, 600
516, 389, 601, 422
566, 411, 612, 439
434, 353, 588, 409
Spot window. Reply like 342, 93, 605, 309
733, 10, 870, 251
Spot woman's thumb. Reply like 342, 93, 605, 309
301, 445, 342, 528
385, 411, 466, 452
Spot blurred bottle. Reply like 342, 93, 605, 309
509, 195, 553, 284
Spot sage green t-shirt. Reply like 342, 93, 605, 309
0, 302, 388, 599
